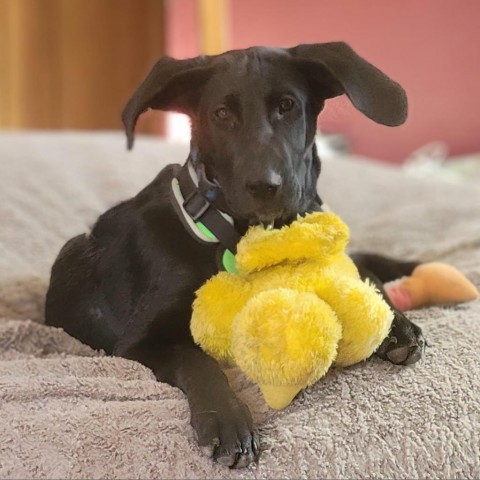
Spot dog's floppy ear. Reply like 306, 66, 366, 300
122, 56, 214, 149
289, 42, 407, 126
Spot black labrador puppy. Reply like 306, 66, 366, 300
45, 42, 425, 469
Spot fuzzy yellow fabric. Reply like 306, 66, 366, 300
191, 212, 393, 409
236, 212, 350, 274
312, 276, 394, 366
190, 273, 253, 363
231, 289, 342, 387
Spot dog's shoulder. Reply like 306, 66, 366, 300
89, 164, 178, 240
88, 163, 220, 286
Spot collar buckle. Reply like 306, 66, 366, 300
176, 157, 242, 254
182, 189, 210, 221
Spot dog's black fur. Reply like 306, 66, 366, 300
45, 42, 425, 468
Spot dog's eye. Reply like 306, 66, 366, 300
278, 98, 294, 114
214, 106, 229, 120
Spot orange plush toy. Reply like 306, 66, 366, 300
385, 262, 479, 311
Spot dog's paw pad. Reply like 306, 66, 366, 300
376, 311, 425, 365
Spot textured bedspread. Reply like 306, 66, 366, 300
0, 131, 479, 479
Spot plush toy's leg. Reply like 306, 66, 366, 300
232, 289, 342, 410
385, 262, 479, 311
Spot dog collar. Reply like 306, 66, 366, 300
172, 159, 241, 273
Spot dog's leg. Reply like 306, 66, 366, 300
350, 253, 426, 365
349, 252, 420, 283
124, 343, 259, 468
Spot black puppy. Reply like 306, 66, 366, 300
45, 42, 424, 469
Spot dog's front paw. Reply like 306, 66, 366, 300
191, 395, 260, 468
376, 310, 426, 365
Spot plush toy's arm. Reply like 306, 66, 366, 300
191, 273, 251, 363
310, 274, 394, 367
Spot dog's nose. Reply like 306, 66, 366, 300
246, 173, 282, 201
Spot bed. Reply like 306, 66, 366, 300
0, 131, 479, 479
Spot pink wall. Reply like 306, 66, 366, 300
166, 0, 480, 163
166, 0, 199, 59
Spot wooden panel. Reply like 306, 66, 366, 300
0, 1, 13, 126
0, 0, 62, 128
0, 0, 165, 132
198, 0, 230, 54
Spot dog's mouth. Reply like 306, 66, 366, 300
205, 171, 300, 230
212, 181, 301, 230
247, 210, 297, 229
250, 218, 275, 230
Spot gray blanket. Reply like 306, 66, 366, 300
1, 131, 479, 479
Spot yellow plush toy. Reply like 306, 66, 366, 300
191, 212, 394, 410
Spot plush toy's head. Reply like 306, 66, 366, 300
235, 212, 350, 274
191, 212, 394, 409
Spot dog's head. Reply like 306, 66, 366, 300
123, 42, 407, 226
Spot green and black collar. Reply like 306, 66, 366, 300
171, 159, 240, 273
